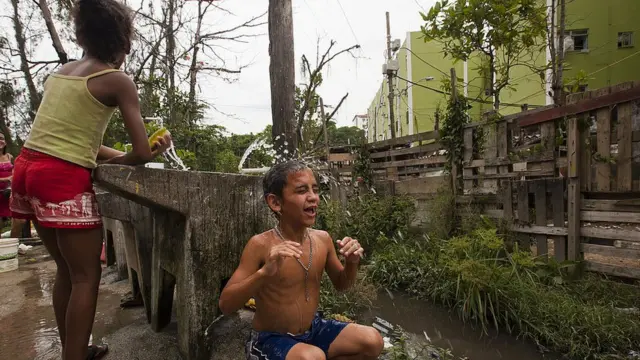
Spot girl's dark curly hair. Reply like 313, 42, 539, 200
72, 0, 134, 64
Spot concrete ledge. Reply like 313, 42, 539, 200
95, 165, 272, 360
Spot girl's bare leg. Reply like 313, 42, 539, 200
57, 227, 103, 360
35, 223, 72, 350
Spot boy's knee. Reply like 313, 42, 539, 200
287, 345, 326, 360
361, 326, 384, 356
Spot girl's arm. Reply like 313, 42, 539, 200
103, 73, 170, 165
97, 146, 124, 161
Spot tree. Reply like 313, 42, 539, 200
421, 0, 548, 110
548, 0, 567, 105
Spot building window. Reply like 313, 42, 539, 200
566, 29, 588, 51
618, 32, 634, 48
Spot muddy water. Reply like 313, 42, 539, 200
0, 250, 142, 360
363, 291, 559, 360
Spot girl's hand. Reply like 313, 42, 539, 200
151, 132, 172, 157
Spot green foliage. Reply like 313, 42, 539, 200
316, 194, 415, 255
421, 0, 548, 109
352, 144, 373, 188
439, 96, 470, 172
368, 228, 640, 359
318, 272, 377, 320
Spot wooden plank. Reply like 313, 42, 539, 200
534, 181, 548, 257
497, 121, 510, 181
518, 83, 640, 127
463, 171, 555, 180
394, 176, 449, 196
617, 102, 633, 191
549, 179, 567, 262
369, 142, 442, 159
595, 103, 612, 191
566, 116, 582, 261
582, 243, 640, 260
582, 199, 640, 212
484, 209, 503, 218
370, 156, 447, 169
585, 261, 640, 279
368, 131, 440, 151
511, 225, 567, 236
581, 211, 640, 223
502, 181, 513, 221
581, 227, 640, 242
516, 181, 531, 251
327, 153, 355, 162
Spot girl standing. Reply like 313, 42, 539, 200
10, 0, 172, 359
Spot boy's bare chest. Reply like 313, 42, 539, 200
269, 242, 326, 286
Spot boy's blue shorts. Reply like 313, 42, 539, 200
245, 313, 348, 360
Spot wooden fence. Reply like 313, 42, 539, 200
460, 81, 640, 278
326, 130, 446, 181
327, 81, 640, 279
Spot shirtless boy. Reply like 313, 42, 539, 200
219, 160, 384, 360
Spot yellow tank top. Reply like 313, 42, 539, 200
24, 69, 121, 169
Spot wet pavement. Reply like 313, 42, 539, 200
0, 246, 251, 360
0, 245, 556, 360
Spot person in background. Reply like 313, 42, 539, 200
0, 132, 13, 230
9, 0, 172, 359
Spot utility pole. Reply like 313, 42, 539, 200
450, 67, 457, 100
269, 0, 297, 159
386, 11, 396, 139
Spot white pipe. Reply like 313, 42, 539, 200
239, 167, 271, 174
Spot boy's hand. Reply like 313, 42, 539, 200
261, 241, 303, 276
151, 132, 172, 157
337, 237, 364, 263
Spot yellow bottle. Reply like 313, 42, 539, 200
148, 127, 168, 148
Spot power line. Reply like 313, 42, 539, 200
412, 0, 426, 12
396, 75, 544, 108
335, 0, 360, 45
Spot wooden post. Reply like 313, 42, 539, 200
450, 68, 459, 195
566, 115, 582, 261
269, 0, 297, 158
534, 180, 548, 258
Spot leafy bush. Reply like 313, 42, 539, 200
368, 228, 640, 359
316, 193, 415, 254
318, 272, 377, 320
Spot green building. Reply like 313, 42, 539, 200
366, 0, 640, 142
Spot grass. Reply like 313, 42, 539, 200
368, 228, 640, 359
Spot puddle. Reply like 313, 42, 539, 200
362, 290, 560, 360
0, 254, 143, 360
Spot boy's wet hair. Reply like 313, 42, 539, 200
72, 0, 134, 64
263, 160, 310, 198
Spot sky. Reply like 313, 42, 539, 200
3, 0, 436, 135
194, 0, 436, 135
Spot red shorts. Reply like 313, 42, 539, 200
10, 148, 102, 229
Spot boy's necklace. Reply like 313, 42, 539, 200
273, 225, 313, 302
